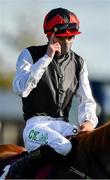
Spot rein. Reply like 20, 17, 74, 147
69, 166, 90, 179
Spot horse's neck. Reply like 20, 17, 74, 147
76, 121, 110, 153
0, 144, 27, 161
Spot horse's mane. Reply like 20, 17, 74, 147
76, 121, 110, 154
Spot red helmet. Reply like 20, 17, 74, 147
43, 8, 81, 37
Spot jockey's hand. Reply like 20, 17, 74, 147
46, 33, 61, 59
80, 120, 94, 132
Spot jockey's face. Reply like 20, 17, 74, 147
54, 36, 75, 55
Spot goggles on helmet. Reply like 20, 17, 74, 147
45, 23, 79, 35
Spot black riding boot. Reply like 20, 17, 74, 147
6, 146, 65, 179
67, 136, 78, 161
6, 150, 41, 179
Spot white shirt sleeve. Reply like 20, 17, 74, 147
13, 48, 52, 97
75, 62, 98, 128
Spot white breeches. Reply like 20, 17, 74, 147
23, 116, 74, 156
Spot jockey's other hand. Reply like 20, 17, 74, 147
80, 120, 94, 132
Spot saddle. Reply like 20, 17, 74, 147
0, 145, 68, 179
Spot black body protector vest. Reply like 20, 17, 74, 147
22, 45, 84, 121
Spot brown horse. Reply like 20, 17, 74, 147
70, 120, 110, 179
0, 121, 110, 179
76, 120, 110, 153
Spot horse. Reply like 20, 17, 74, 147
0, 121, 110, 179
71, 120, 110, 179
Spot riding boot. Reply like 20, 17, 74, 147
40, 145, 66, 162
67, 136, 78, 162
6, 146, 66, 179
6, 149, 42, 179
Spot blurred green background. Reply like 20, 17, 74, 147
0, 0, 110, 146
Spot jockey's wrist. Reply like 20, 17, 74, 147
80, 120, 94, 132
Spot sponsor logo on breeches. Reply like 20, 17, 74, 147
28, 129, 48, 144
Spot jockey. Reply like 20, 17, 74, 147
8, 8, 98, 178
